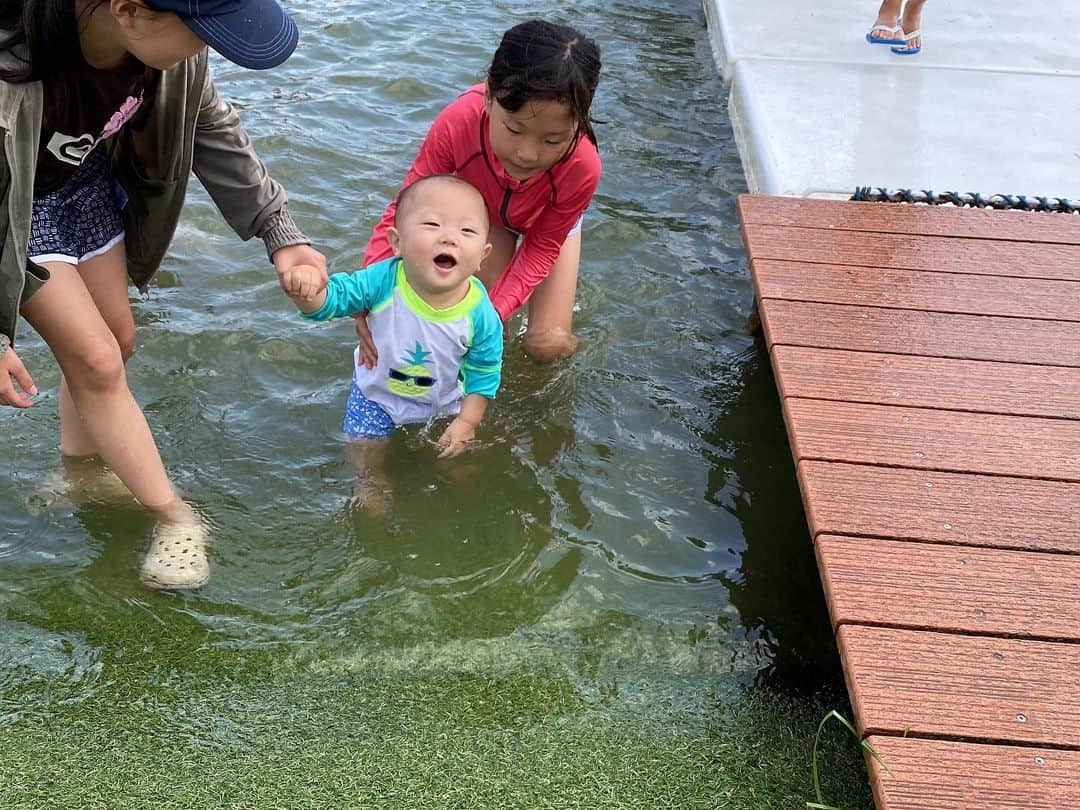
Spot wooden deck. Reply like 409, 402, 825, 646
737, 196, 1080, 810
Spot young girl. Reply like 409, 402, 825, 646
0, 0, 328, 590
360, 19, 602, 365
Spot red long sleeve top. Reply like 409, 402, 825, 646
363, 85, 602, 321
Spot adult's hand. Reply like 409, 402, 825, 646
273, 244, 328, 296
0, 341, 36, 408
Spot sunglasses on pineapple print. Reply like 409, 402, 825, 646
388, 368, 435, 387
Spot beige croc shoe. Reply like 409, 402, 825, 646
140, 522, 210, 590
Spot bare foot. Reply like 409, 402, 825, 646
348, 480, 392, 518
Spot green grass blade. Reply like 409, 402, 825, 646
808, 709, 891, 809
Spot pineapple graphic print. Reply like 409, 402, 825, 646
387, 341, 437, 399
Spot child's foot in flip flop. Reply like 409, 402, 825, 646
866, 0, 904, 44
140, 502, 210, 590
866, 18, 903, 45
890, 29, 923, 55
891, 0, 927, 55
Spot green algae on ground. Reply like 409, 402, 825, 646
0, 657, 870, 809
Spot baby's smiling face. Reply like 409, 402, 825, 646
388, 178, 492, 305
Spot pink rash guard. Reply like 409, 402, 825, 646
363, 85, 602, 321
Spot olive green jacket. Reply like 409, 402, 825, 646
0, 45, 309, 344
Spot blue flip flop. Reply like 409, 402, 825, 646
890, 29, 922, 55
866, 19, 904, 45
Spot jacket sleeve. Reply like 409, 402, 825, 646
362, 104, 458, 267
487, 161, 600, 321
191, 72, 310, 260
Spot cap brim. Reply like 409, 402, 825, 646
181, 0, 299, 70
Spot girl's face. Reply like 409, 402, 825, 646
112, 1, 207, 70
485, 96, 578, 181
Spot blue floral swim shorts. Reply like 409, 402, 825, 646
343, 384, 397, 440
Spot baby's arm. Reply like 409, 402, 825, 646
282, 265, 329, 313
289, 258, 400, 321
437, 395, 488, 459
437, 296, 504, 459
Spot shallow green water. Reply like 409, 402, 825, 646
0, 2, 870, 806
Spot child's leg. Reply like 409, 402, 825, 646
477, 225, 581, 364
894, 0, 927, 52
522, 231, 580, 363
20, 261, 189, 520
345, 438, 391, 515
341, 383, 397, 514
871, 0, 903, 29
56, 241, 137, 457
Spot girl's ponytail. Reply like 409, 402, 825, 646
486, 20, 601, 148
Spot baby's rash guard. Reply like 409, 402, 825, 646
302, 257, 502, 426
363, 84, 602, 321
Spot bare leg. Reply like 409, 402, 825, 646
869, 0, 903, 36
345, 438, 392, 515
57, 241, 137, 457
20, 261, 190, 520
894, 0, 928, 52
477, 225, 581, 364
522, 230, 581, 363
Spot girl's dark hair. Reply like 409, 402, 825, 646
0, 0, 106, 83
486, 19, 601, 147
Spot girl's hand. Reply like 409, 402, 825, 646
353, 313, 379, 369
273, 244, 328, 296
436, 417, 477, 459
0, 342, 37, 409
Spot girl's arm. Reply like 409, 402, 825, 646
487, 165, 600, 321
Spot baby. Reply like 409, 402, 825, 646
283, 175, 502, 504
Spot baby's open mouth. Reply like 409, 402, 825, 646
434, 253, 457, 270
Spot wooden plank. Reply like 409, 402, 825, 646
798, 461, 1080, 554
816, 536, 1080, 640
866, 736, 1080, 810
772, 346, 1080, 419
753, 259, 1080, 322
743, 223, 1080, 282
758, 300, 1080, 367
839, 626, 1080, 747
737, 195, 1080, 246
785, 399, 1080, 482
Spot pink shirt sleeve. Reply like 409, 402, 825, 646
362, 104, 459, 267
487, 149, 601, 321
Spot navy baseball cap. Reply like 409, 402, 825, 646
145, 0, 299, 70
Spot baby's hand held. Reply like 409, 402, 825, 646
283, 264, 325, 302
